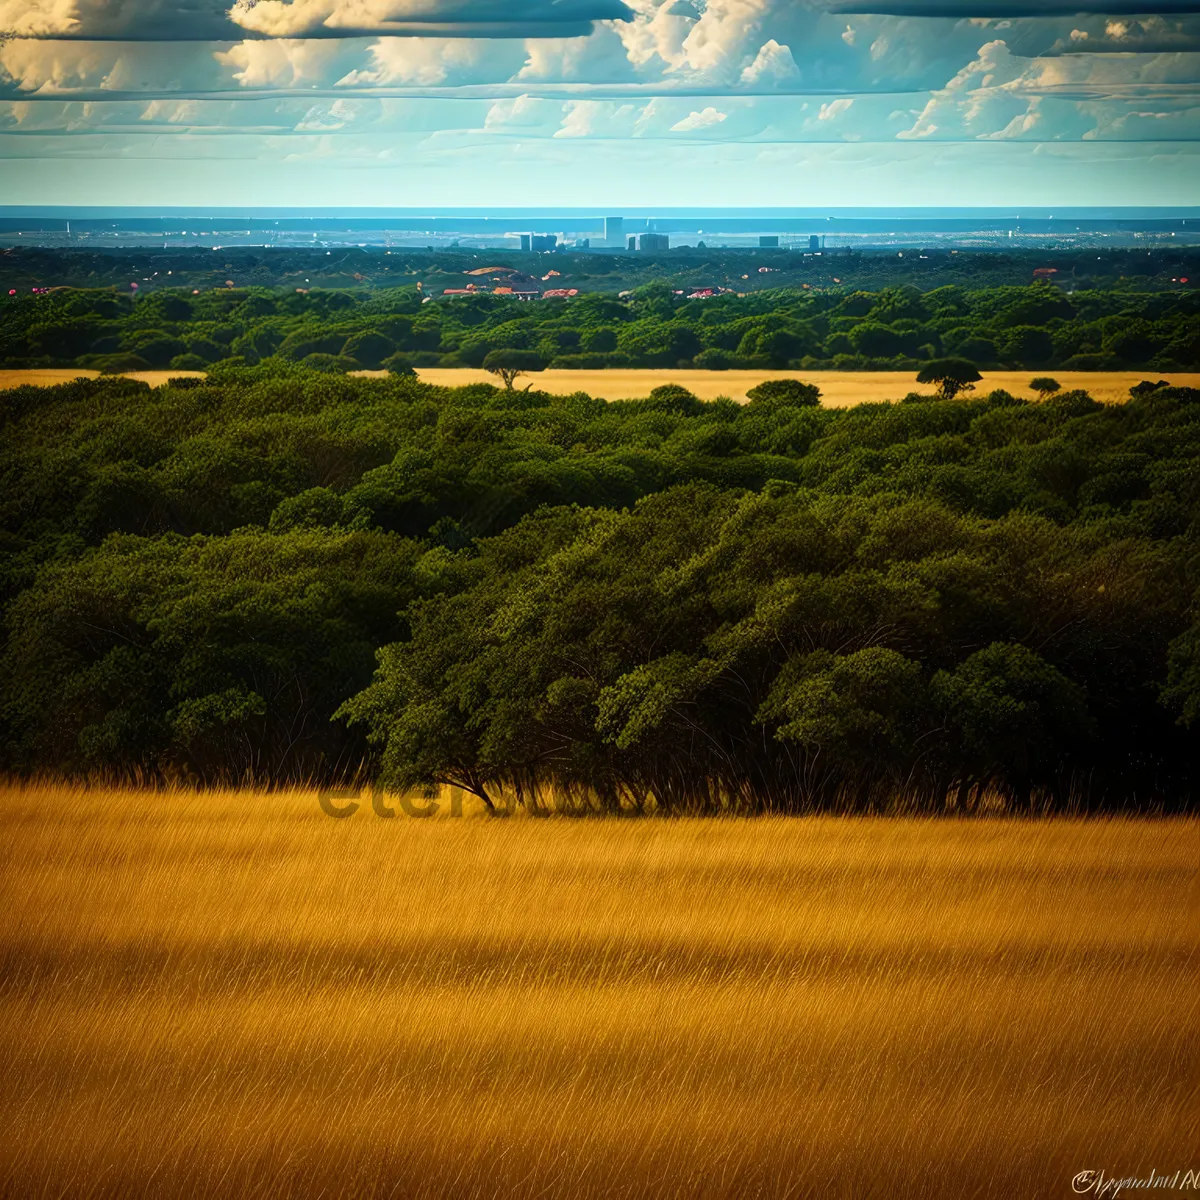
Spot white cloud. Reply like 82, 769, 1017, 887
0, 38, 228, 95
217, 40, 349, 89
610, 0, 694, 72
482, 93, 557, 133
669, 105, 728, 131
517, 26, 636, 83
978, 97, 1041, 138
818, 97, 855, 120
0, 0, 80, 38
555, 99, 643, 137
739, 39, 801, 87
677, 0, 773, 81
334, 37, 494, 87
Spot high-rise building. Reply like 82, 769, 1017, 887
520, 233, 557, 251
604, 216, 624, 245
759, 235, 779, 248
809, 235, 820, 251
627, 235, 637, 251
638, 233, 669, 251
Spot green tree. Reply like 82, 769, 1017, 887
916, 358, 983, 400
483, 348, 545, 390
745, 379, 821, 407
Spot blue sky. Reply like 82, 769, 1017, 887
2, 0, 1198, 205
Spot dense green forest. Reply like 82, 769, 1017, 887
3, 277, 1199, 374
2, 363, 1198, 812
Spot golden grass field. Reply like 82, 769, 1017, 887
1, 783, 1196, 1199
408, 368, 1200, 407
2, 368, 1199, 406
0, 368, 207, 389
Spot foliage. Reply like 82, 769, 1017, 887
916, 359, 983, 400
2, 366, 1198, 810
482, 348, 545, 390
5, 280, 1200, 375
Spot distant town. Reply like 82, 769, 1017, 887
2, 207, 1198, 253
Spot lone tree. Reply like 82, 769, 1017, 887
1030, 377, 1061, 398
917, 358, 983, 401
483, 348, 544, 391
745, 378, 822, 407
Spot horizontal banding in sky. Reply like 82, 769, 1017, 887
830, 0, 1200, 12
1, 0, 635, 40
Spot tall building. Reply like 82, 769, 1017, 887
638, 233, 669, 251
759, 235, 779, 248
604, 216, 624, 245
520, 233, 558, 251
809, 235, 820, 251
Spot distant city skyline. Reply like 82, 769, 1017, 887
4, 204, 1196, 250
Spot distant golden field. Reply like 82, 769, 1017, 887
3, 367, 1198, 406
1, 783, 1196, 1198
410, 368, 1200, 407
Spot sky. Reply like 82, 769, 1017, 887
1, 0, 1198, 206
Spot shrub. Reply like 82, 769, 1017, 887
745, 379, 821, 407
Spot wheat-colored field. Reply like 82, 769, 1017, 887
0, 368, 206, 389
3, 368, 1198, 406
0, 783, 1196, 1199
410, 369, 1200, 406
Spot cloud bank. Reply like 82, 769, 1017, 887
1, 0, 1198, 202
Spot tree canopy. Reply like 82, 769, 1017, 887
4, 280, 1199, 376
2, 365, 1198, 812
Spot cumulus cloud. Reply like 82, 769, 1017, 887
1044, 15, 1200, 53
1, 37, 230, 94
516, 25, 637, 83
819, 96, 855, 118
333, 36, 500, 85
677, 0, 774, 80
481, 92, 558, 133
669, 105, 728, 129
216, 39, 352, 88
739, 39, 802, 86
555, 98, 643, 135
1, 0, 1197, 180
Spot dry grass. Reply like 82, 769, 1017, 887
406, 369, 1200, 406
0, 782, 1196, 1199
0, 368, 205, 389
4, 368, 1198, 406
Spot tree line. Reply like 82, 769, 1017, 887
2, 364, 1199, 811
3, 279, 1199, 376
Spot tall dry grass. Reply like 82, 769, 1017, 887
0, 782, 1196, 1198
4, 369, 1200, 406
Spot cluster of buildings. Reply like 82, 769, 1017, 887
441, 265, 580, 300
509, 219, 825, 254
